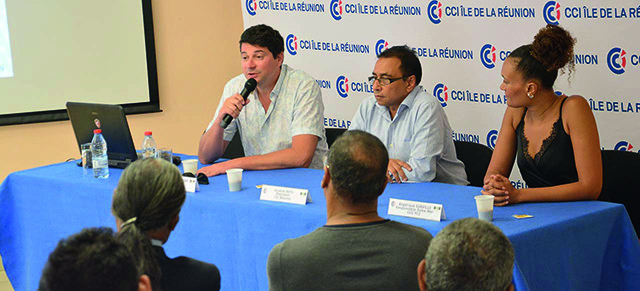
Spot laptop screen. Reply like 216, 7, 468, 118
66, 102, 138, 168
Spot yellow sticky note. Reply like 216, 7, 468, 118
513, 214, 533, 219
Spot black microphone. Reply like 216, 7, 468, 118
220, 78, 257, 129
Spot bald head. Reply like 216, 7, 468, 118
326, 130, 389, 205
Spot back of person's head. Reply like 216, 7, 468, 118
112, 158, 186, 232
508, 24, 576, 89
239, 24, 284, 58
423, 218, 514, 291
112, 158, 186, 289
377, 45, 422, 85
40, 227, 142, 291
327, 130, 389, 205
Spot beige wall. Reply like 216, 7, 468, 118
0, 1, 244, 182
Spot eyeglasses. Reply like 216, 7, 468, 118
367, 76, 406, 86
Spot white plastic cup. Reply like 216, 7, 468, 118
475, 195, 494, 222
182, 159, 198, 175
226, 168, 243, 192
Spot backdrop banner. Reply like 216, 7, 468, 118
241, 0, 640, 186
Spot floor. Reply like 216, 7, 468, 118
0, 255, 14, 291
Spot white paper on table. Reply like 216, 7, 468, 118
183, 176, 199, 193
387, 198, 446, 221
260, 184, 311, 205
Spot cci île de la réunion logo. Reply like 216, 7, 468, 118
607, 47, 627, 75
486, 129, 499, 150
433, 83, 449, 107
375, 39, 388, 56
246, 0, 257, 16
286, 34, 298, 56
330, 0, 343, 20
614, 140, 634, 152
427, 1, 443, 24
543, 1, 562, 25
336, 75, 349, 98
480, 44, 497, 69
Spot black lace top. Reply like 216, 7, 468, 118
516, 97, 579, 188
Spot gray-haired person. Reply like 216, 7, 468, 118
418, 218, 515, 291
112, 158, 221, 291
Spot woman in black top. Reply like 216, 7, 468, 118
482, 24, 602, 206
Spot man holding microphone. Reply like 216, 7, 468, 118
198, 24, 328, 177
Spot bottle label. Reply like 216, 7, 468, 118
92, 158, 108, 168
142, 148, 157, 158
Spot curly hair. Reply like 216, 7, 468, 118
509, 24, 576, 88
531, 24, 576, 72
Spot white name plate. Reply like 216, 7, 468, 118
260, 185, 311, 205
388, 198, 446, 222
182, 176, 199, 193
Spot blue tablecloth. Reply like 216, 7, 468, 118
1, 156, 639, 291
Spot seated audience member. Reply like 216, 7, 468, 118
267, 130, 433, 291
39, 227, 152, 291
198, 24, 328, 177
417, 218, 514, 291
112, 158, 221, 291
482, 24, 602, 205
350, 45, 467, 185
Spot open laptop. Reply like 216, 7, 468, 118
66, 102, 138, 169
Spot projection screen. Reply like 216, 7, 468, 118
0, 0, 159, 126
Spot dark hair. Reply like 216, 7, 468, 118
239, 24, 284, 58
40, 227, 139, 291
112, 158, 187, 290
508, 24, 576, 88
327, 130, 389, 205
378, 45, 422, 85
424, 218, 515, 291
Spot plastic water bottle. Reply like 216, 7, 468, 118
141, 131, 157, 158
91, 129, 110, 179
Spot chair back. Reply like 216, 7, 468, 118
222, 128, 347, 159
221, 131, 245, 159
326, 128, 347, 148
454, 141, 493, 187
600, 150, 640, 235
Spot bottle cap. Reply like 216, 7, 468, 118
93, 129, 102, 134
145, 131, 152, 136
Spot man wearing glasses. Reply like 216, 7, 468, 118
349, 45, 468, 185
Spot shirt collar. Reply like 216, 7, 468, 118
244, 64, 288, 101
269, 64, 288, 100
150, 239, 163, 247
400, 85, 421, 108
